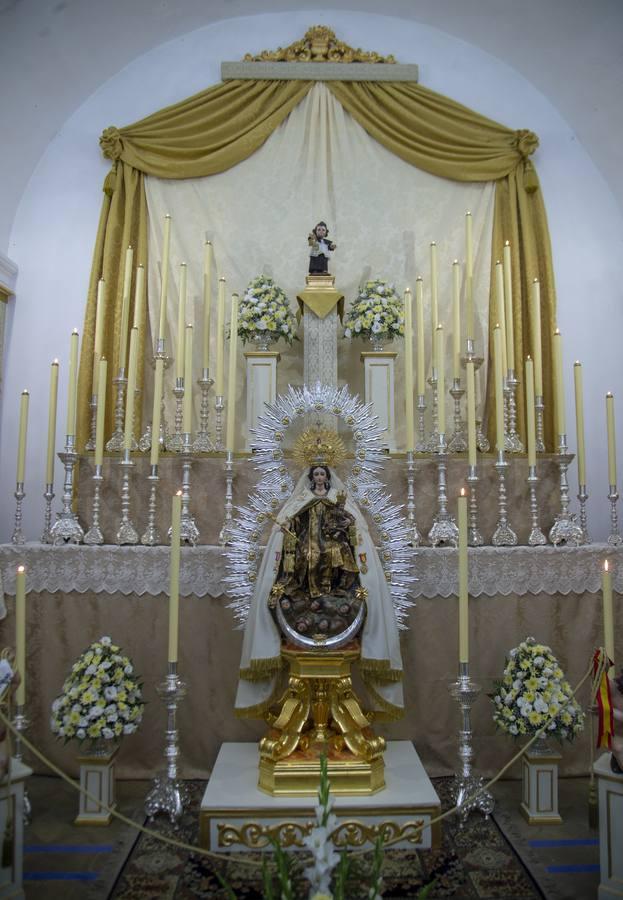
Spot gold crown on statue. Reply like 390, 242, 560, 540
293, 427, 346, 468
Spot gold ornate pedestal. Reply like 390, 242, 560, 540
258, 645, 386, 796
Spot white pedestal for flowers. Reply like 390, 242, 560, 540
244, 350, 280, 451
0, 759, 31, 899
520, 739, 562, 825
361, 350, 397, 451
594, 752, 623, 900
75, 743, 118, 825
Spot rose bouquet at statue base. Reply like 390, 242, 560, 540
492, 636, 584, 743
50, 636, 144, 747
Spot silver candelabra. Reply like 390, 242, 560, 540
41, 482, 55, 544
214, 395, 225, 452
466, 466, 484, 547
527, 465, 547, 546
168, 435, 199, 545
141, 464, 161, 546
193, 369, 215, 452
405, 450, 421, 547
535, 395, 546, 453
116, 450, 139, 545
106, 369, 128, 451
50, 436, 84, 544
167, 378, 185, 452
577, 483, 591, 544
448, 379, 467, 453
428, 435, 459, 547
138, 341, 172, 452
425, 372, 439, 452
219, 450, 235, 546
85, 395, 98, 451
84, 464, 105, 545
549, 435, 583, 546
416, 394, 427, 452
505, 370, 524, 453
11, 482, 26, 546
607, 484, 622, 546
492, 450, 517, 546
144, 662, 189, 823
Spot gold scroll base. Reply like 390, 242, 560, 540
258, 644, 386, 796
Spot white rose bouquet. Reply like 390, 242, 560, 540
237, 275, 297, 345
492, 636, 584, 742
343, 279, 404, 342
50, 636, 144, 743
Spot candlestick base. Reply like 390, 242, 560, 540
415, 395, 427, 453
140, 469, 161, 546
166, 382, 185, 452
549, 443, 583, 547
428, 445, 459, 547
168, 441, 200, 546
219, 450, 235, 546
84, 470, 104, 545
466, 470, 484, 547
527, 470, 547, 546
476, 420, 490, 453
50, 445, 84, 545
607, 486, 622, 546
41, 484, 55, 544
144, 666, 189, 824
577, 485, 591, 545
492, 458, 517, 546
448, 382, 467, 453
106, 372, 128, 452
193, 373, 215, 452
11, 483, 26, 546
405, 450, 421, 548
448, 665, 494, 825
116, 458, 139, 545
535, 397, 546, 453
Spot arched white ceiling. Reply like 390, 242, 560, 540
1, 0, 621, 255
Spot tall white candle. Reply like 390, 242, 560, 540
574, 362, 586, 485
226, 294, 239, 451
436, 324, 445, 435
415, 277, 425, 396
16, 390, 29, 484
132, 264, 145, 334
495, 262, 508, 374
606, 392, 617, 486
45, 360, 59, 484
404, 289, 415, 452
157, 215, 171, 343
531, 279, 544, 396
503, 242, 515, 372
466, 360, 477, 468
452, 260, 461, 380
215, 277, 226, 396
175, 263, 187, 381
493, 325, 505, 453
465, 211, 474, 341
182, 324, 193, 435
118, 246, 134, 372
203, 241, 212, 371
150, 357, 165, 468
552, 329, 566, 438
525, 357, 536, 468
15, 565, 26, 706
66, 329, 79, 437
430, 242, 438, 371
92, 278, 106, 396
123, 327, 139, 452
94, 358, 108, 468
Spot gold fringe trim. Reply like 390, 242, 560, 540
239, 656, 283, 682
359, 657, 403, 683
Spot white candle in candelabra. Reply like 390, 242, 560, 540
452, 260, 461, 380
606, 392, 617, 486
430, 242, 438, 370
123, 327, 139, 452
525, 357, 536, 468
602, 560, 615, 668
66, 329, 79, 437
16, 390, 29, 483
493, 325, 505, 453
94, 358, 107, 467
458, 489, 468, 664
45, 360, 59, 484
466, 360, 476, 468
503, 241, 515, 372
203, 241, 212, 371
92, 278, 106, 395
157, 215, 172, 343
495, 261, 508, 374
132, 264, 145, 334
574, 362, 586, 485
404, 289, 415, 452
182, 325, 193, 435
552, 329, 566, 437
15, 565, 26, 706
226, 294, 239, 451
150, 357, 165, 468
465, 211, 474, 341
118, 246, 134, 372
168, 491, 182, 664
436, 324, 445, 435
415, 277, 425, 396
531, 279, 543, 396
175, 263, 187, 381
215, 277, 226, 396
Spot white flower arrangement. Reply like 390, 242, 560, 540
343, 279, 405, 342
492, 636, 584, 742
50, 636, 144, 744
237, 275, 297, 345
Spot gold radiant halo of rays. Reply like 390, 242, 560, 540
293, 426, 347, 469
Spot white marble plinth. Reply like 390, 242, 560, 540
200, 741, 440, 853
244, 351, 280, 451
520, 741, 562, 825
75, 745, 118, 825
594, 752, 623, 899
0, 759, 32, 899
361, 351, 397, 450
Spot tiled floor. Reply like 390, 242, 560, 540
21, 775, 602, 899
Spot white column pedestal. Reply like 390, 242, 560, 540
75, 745, 118, 825
595, 752, 623, 899
0, 759, 32, 899
244, 351, 280, 451
361, 351, 397, 451
520, 741, 562, 825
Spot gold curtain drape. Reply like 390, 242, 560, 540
79, 74, 556, 450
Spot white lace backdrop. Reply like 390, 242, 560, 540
144, 83, 495, 448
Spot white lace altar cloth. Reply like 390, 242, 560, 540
1, 543, 620, 599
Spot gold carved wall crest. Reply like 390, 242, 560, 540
243, 26, 396, 65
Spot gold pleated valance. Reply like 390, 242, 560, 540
78, 74, 556, 451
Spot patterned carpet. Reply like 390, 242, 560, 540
111, 779, 544, 899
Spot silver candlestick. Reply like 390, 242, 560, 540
448, 662, 495, 824
141, 464, 161, 546
85, 395, 97, 451
577, 484, 591, 544
139, 342, 172, 452
405, 450, 421, 547
193, 369, 215, 452
425, 372, 439, 452
505, 370, 524, 452
11, 483, 26, 545
527, 465, 547, 546
535, 395, 546, 453
461, 343, 488, 453
84, 464, 105, 545
144, 662, 189, 824
12, 706, 32, 824
167, 378, 185, 452
428, 435, 459, 547
219, 450, 235, 546
448, 379, 467, 452
106, 369, 127, 451
549, 435, 583, 546
169, 434, 199, 545
41, 483, 55, 544
476, 419, 490, 452
492, 451, 517, 546
466, 466, 484, 547
214, 395, 225, 452
50, 437, 84, 544
116, 450, 139, 545
416, 394, 427, 452
607, 485, 622, 546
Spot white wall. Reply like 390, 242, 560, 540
2, 10, 622, 542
